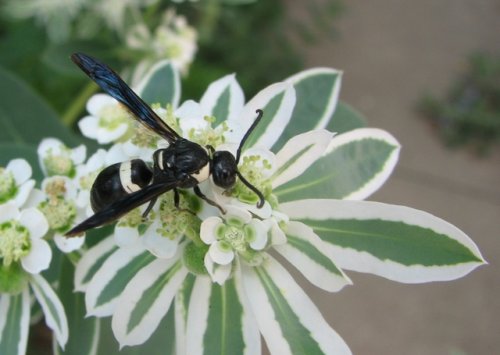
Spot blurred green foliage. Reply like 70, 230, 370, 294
419, 53, 500, 155
0, 0, 342, 127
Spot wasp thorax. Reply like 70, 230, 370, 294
163, 140, 208, 171
211, 151, 237, 189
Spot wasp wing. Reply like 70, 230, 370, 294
71, 52, 180, 143
65, 181, 178, 237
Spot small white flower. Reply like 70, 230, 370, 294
200, 206, 269, 284
0, 203, 51, 274
0, 159, 35, 207
79, 94, 133, 144
36, 176, 86, 253
0, 203, 68, 352
38, 137, 86, 177
126, 9, 197, 75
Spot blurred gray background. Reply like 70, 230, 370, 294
286, 1, 500, 354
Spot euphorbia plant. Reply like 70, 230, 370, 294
0, 59, 484, 354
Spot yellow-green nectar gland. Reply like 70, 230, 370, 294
39, 198, 77, 233
0, 168, 17, 203
232, 155, 273, 205
162, 104, 181, 132
187, 116, 228, 148
43, 148, 75, 177
118, 207, 150, 230
131, 104, 179, 148
130, 123, 161, 148
40, 178, 77, 233
0, 221, 31, 267
214, 220, 265, 265
156, 195, 200, 241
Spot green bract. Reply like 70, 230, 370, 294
0, 260, 29, 294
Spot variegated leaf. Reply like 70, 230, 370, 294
186, 276, 260, 355
30, 274, 68, 348
0, 290, 30, 355
241, 256, 351, 355
275, 221, 351, 292
136, 61, 180, 108
272, 68, 342, 151
275, 128, 400, 202
112, 257, 187, 348
272, 129, 333, 188
95, 310, 175, 354
55, 258, 100, 355
326, 102, 366, 134
240, 82, 296, 150
175, 274, 196, 355
282, 199, 486, 283
200, 74, 245, 125
74, 236, 117, 292
86, 247, 155, 317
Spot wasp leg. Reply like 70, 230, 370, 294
193, 186, 226, 214
142, 197, 157, 220
173, 188, 196, 215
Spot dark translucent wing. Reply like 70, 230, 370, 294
71, 52, 180, 143
65, 181, 178, 236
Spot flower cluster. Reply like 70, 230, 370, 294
127, 9, 197, 76
0, 158, 68, 353
69, 61, 485, 354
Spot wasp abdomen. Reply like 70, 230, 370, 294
90, 159, 153, 212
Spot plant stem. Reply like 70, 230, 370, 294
62, 82, 98, 127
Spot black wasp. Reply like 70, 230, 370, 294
66, 53, 265, 236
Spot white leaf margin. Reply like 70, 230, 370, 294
241, 256, 351, 355
74, 236, 116, 292
186, 276, 261, 355
285, 67, 343, 130
85, 244, 147, 317
240, 82, 296, 150
185, 276, 212, 355
30, 275, 68, 349
200, 73, 245, 122
328, 128, 400, 200
281, 199, 486, 283
274, 221, 352, 292
272, 129, 333, 188
0, 289, 30, 355
111, 256, 187, 348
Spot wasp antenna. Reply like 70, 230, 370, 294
236, 171, 265, 208
235, 109, 264, 164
